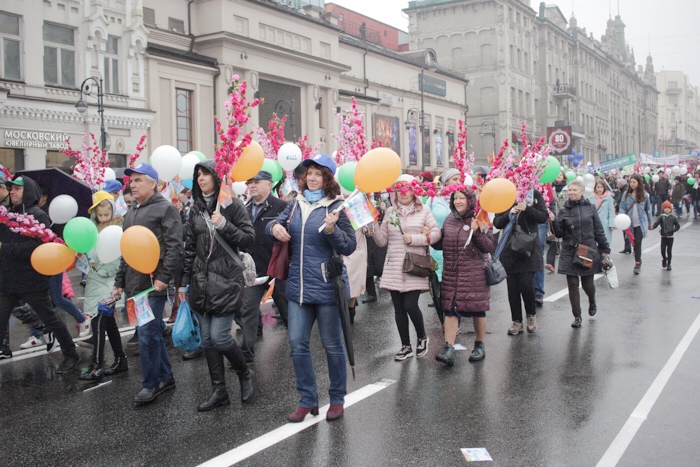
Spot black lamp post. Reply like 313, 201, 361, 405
403, 51, 438, 169
275, 99, 296, 141
75, 76, 110, 152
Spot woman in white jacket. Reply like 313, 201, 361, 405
371, 175, 441, 361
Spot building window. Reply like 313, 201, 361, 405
176, 88, 193, 154
43, 23, 75, 87
668, 81, 677, 89
168, 17, 185, 33
668, 95, 678, 106
0, 148, 24, 172
104, 35, 119, 94
0, 12, 21, 80
143, 7, 156, 26
109, 153, 127, 167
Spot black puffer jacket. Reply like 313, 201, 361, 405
553, 197, 611, 276
0, 176, 52, 294
180, 161, 255, 316
492, 190, 548, 274
245, 194, 287, 275
114, 190, 184, 296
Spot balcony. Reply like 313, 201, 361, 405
553, 84, 576, 99
666, 87, 681, 94
339, 18, 382, 46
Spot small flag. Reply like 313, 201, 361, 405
261, 279, 275, 304
217, 177, 234, 209
475, 208, 492, 231
343, 195, 378, 230
159, 181, 170, 200
129, 287, 156, 327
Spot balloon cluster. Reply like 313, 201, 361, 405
567, 149, 585, 168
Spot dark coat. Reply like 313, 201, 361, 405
652, 213, 680, 237
244, 194, 287, 275
180, 161, 255, 316
267, 194, 356, 305
438, 213, 494, 313
553, 197, 611, 277
492, 190, 549, 274
0, 176, 52, 295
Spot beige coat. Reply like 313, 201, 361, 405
372, 199, 441, 293
342, 229, 368, 298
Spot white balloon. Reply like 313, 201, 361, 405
576, 176, 584, 184
463, 174, 474, 187
672, 165, 680, 173
103, 167, 116, 181
614, 214, 631, 230
665, 168, 672, 176
644, 166, 651, 173
178, 153, 201, 180
583, 173, 595, 187
150, 145, 182, 182
232, 181, 247, 196
96, 225, 123, 263
584, 186, 594, 197
277, 143, 303, 172
652, 174, 660, 183
680, 166, 688, 175
48, 195, 78, 224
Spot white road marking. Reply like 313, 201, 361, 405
543, 221, 692, 303
597, 311, 700, 467
198, 379, 397, 467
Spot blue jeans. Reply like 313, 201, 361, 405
194, 310, 236, 351
48, 273, 84, 323
288, 301, 347, 407
137, 295, 173, 389
694, 199, 700, 219
533, 223, 548, 297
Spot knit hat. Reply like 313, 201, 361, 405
662, 200, 673, 212
440, 168, 460, 185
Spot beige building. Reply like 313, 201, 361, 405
404, 0, 659, 165
656, 70, 700, 156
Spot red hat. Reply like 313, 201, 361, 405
662, 200, 673, 212
419, 171, 434, 182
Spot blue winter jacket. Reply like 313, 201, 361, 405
618, 192, 653, 238
266, 194, 357, 305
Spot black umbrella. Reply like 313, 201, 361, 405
17, 168, 93, 218
333, 273, 356, 380
473, 165, 489, 175
428, 271, 444, 324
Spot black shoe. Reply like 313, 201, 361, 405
619, 249, 631, 254
126, 333, 139, 349
571, 316, 582, 328
468, 342, 485, 362
44, 332, 55, 352
134, 387, 158, 406
0, 346, 12, 359
182, 347, 205, 360
667, 264, 672, 271
156, 378, 176, 396
162, 326, 172, 338
76, 333, 96, 349
535, 294, 544, 307
589, 303, 597, 317
103, 356, 128, 376
349, 306, 356, 324
78, 363, 104, 381
361, 296, 377, 304
198, 387, 230, 411
237, 369, 255, 403
56, 353, 80, 373
662, 259, 667, 268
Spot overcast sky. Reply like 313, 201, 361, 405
329, 0, 700, 86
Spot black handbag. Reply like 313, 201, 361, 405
477, 249, 507, 285
509, 215, 538, 257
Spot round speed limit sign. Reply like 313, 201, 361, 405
548, 128, 571, 153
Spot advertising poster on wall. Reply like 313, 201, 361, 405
373, 114, 400, 155
422, 128, 431, 167
435, 131, 443, 167
447, 131, 455, 168
408, 126, 417, 166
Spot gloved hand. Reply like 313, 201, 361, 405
601, 254, 613, 271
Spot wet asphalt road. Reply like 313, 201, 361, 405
1, 219, 699, 466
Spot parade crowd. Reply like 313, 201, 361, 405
0, 156, 697, 423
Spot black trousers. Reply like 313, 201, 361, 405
91, 313, 125, 364
505, 271, 536, 322
632, 226, 643, 263
566, 275, 596, 317
661, 237, 674, 265
0, 291, 76, 357
389, 290, 426, 347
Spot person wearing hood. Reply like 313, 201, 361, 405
372, 174, 441, 362
268, 154, 357, 423
114, 164, 184, 406
79, 191, 127, 381
0, 175, 81, 372
0, 171, 9, 207
553, 180, 611, 328
589, 180, 616, 246
179, 160, 256, 411
432, 188, 494, 365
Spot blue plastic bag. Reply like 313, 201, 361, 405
172, 300, 201, 352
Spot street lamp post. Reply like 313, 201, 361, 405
479, 120, 496, 157
402, 51, 438, 170
274, 99, 296, 141
75, 77, 110, 152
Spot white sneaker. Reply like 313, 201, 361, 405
20, 335, 44, 349
78, 320, 91, 338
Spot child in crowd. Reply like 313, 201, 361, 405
651, 200, 680, 271
79, 191, 128, 381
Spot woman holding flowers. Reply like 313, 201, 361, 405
372, 174, 441, 361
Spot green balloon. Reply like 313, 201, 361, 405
644, 174, 650, 182
565, 170, 576, 182
338, 162, 357, 192
261, 159, 282, 183
539, 156, 562, 183
187, 151, 207, 162
64, 217, 98, 254
274, 160, 284, 183
688, 177, 696, 185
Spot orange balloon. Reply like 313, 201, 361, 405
31, 243, 76, 276
120, 225, 160, 274
354, 147, 402, 192
230, 140, 265, 181
479, 178, 517, 213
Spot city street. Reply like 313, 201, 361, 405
1, 220, 698, 466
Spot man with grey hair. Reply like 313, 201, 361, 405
114, 163, 184, 406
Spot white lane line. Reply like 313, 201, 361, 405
597, 311, 700, 467
544, 221, 693, 303
198, 379, 397, 467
